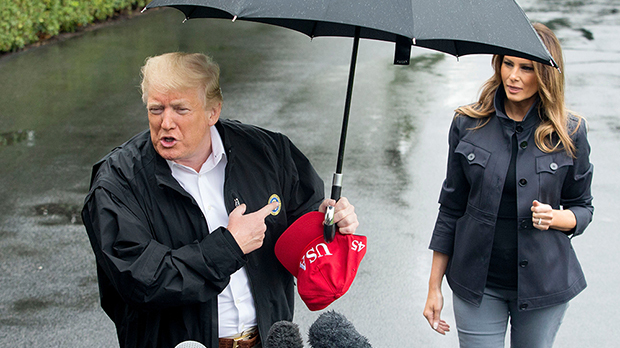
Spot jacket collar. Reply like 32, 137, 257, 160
493, 87, 542, 132
215, 120, 233, 154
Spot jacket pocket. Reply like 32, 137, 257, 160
535, 153, 573, 205
455, 141, 491, 168
535, 154, 573, 174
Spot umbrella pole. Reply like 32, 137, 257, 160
324, 26, 360, 242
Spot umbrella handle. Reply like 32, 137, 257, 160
329, 173, 343, 201
324, 173, 342, 243
324, 206, 336, 243
323, 206, 336, 243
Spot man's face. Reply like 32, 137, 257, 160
147, 87, 221, 170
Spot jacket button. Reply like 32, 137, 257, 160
518, 178, 528, 186
516, 125, 524, 133
519, 303, 529, 310
519, 260, 529, 267
467, 153, 476, 161
520, 219, 529, 229
519, 141, 528, 149
550, 162, 558, 171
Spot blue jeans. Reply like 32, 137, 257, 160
453, 287, 568, 348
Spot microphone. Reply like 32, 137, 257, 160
308, 311, 372, 348
264, 320, 305, 348
174, 341, 207, 348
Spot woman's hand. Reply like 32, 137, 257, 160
423, 287, 451, 335
531, 200, 553, 230
531, 200, 576, 232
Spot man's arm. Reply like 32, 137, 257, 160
83, 186, 247, 310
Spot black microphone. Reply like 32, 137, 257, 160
308, 310, 372, 348
264, 320, 305, 348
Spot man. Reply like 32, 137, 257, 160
82, 52, 359, 348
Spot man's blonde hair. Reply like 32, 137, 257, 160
140, 52, 223, 107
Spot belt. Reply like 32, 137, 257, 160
219, 327, 260, 348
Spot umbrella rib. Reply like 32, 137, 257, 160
185, 6, 198, 21
310, 21, 318, 38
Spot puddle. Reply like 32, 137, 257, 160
0, 230, 17, 239
33, 203, 83, 225
13, 298, 54, 312
78, 275, 98, 287
6, 244, 39, 257
0, 130, 35, 147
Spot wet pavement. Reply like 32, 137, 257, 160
1, 0, 619, 347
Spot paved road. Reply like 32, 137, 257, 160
0, 1, 618, 346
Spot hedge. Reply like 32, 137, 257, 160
1, 0, 148, 53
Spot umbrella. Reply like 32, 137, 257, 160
143, 0, 556, 242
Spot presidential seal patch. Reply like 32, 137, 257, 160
269, 194, 281, 216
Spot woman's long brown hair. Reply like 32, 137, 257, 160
455, 23, 582, 157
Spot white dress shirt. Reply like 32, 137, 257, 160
167, 126, 257, 337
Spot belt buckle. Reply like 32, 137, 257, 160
232, 327, 257, 348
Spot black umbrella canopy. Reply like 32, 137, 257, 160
145, 0, 556, 66
144, 0, 555, 241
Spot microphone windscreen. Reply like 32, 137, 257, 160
308, 311, 372, 348
264, 320, 304, 348
174, 341, 207, 348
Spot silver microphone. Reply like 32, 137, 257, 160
174, 341, 207, 348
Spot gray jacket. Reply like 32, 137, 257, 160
429, 89, 594, 311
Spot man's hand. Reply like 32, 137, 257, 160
319, 197, 359, 234
227, 202, 279, 254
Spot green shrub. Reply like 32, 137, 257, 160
0, 0, 147, 52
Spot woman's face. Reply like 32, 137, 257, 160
500, 56, 539, 108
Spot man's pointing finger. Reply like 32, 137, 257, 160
258, 201, 279, 217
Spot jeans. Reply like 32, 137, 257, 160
453, 287, 568, 348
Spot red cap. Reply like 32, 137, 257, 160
275, 211, 367, 311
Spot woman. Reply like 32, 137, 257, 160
422, 23, 593, 348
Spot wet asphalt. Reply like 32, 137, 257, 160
1, 0, 619, 347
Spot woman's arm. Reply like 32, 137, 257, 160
534, 118, 594, 235
423, 251, 451, 335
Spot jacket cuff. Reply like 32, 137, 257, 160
199, 227, 247, 275
428, 208, 460, 255
568, 206, 593, 237
429, 233, 454, 256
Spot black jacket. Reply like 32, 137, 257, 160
82, 119, 324, 348
429, 89, 594, 311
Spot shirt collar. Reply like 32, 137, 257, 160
209, 125, 226, 166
